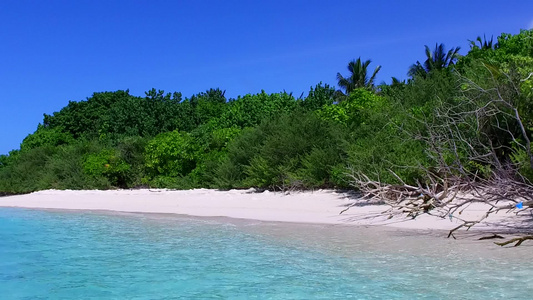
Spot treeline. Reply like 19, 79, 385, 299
1, 29, 532, 194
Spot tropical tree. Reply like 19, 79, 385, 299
337, 57, 381, 94
469, 35, 496, 50
408, 43, 461, 77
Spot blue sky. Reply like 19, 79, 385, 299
1, 0, 532, 155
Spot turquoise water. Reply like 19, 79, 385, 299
1, 208, 532, 299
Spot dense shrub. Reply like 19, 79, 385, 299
20, 125, 74, 152
144, 130, 200, 178
2, 30, 532, 193
317, 88, 385, 127
83, 149, 131, 188
298, 83, 337, 111
0, 142, 107, 193
346, 129, 430, 184
216, 91, 297, 129
216, 110, 349, 189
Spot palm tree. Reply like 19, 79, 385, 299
391, 77, 406, 86
337, 57, 381, 94
408, 43, 461, 78
469, 35, 496, 50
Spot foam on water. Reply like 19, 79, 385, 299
1, 208, 531, 299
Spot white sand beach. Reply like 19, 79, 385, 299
0, 188, 525, 234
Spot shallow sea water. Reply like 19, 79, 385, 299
0, 207, 531, 299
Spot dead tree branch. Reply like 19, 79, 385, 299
344, 65, 533, 245
495, 236, 533, 247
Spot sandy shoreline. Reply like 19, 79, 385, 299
1, 188, 527, 236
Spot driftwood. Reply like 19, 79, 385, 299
342, 85, 533, 241
478, 234, 504, 240
494, 236, 533, 247
344, 169, 533, 241
342, 67, 533, 246
337, 62, 533, 247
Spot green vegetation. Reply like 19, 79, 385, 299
337, 57, 381, 93
1, 29, 532, 195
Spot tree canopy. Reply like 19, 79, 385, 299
408, 43, 461, 77
2, 29, 532, 208
337, 57, 381, 94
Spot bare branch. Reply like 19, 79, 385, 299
495, 236, 533, 247
344, 65, 533, 244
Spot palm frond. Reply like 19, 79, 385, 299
337, 57, 381, 92
368, 65, 382, 87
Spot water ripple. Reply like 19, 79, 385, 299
1, 208, 531, 299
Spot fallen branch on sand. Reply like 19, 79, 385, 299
341, 68, 533, 246
495, 236, 533, 247
342, 170, 533, 245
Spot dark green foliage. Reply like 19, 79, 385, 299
20, 125, 74, 151
451, 29, 533, 180
337, 57, 381, 93
496, 29, 533, 58
113, 136, 148, 186
217, 111, 348, 189
83, 149, 131, 188
2, 29, 532, 193
298, 83, 337, 111
43, 90, 135, 139
346, 129, 430, 184
186, 126, 242, 186
188, 88, 228, 127
0, 142, 107, 193
385, 69, 459, 111
0, 154, 12, 169
41, 88, 227, 141
213, 128, 265, 189
42, 143, 107, 190
408, 43, 461, 78
317, 88, 386, 127
144, 130, 200, 178
469, 35, 495, 51
104, 89, 181, 137
318, 84, 434, 185
511, 148, 533, 182
0, 146, 56, 193
216, 91, 297, 129
299, 149, 348, 188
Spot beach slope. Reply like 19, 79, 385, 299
0, 189, 524, 232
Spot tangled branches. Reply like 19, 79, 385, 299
344, 65, 533, 245
345, 170, 532, 240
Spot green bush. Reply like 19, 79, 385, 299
346, 130, 430, 185
216, 91, 297, 129
298, 83, 336, 111
317, 88, 385, 127
20, 125, 74, 152
144, 130, 200, 178
113, 136, 148, 187
217, 110, 349, 189
0, 142, 106, 193
83, 149, 131, 188
511, 148, 533, 182
0, 154, 12, 169
0, 146, 56, 193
